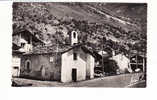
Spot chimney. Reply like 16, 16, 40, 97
71, 31, 78, 46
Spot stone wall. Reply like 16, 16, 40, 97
86, 54, 95, 79
20, 53, 61, 81
12, 55, 21, 77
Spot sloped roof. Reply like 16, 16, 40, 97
12, 43, 24, 54
27, 44, 73, 55
13, 29, 45, 44
23, 43, 94, 57
129, 50, 146, 58
12, 43, 21, 50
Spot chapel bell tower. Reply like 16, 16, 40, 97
71, 31, 78, 45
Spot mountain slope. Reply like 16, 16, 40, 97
13, 2, 147, 54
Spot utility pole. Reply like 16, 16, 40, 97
56, 31, 59, 65
102, 37, 106, 76
102, 44, 104, 76
136, 50, 139, 70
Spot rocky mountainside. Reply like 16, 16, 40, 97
13, 2, 147, 54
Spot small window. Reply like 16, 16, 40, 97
73, 43, 77, 45
50, 57, 53, 62
73, 32, 76, 38
73, 53, 77, 60
21, 43, 25, 48
13, 66, 19, 69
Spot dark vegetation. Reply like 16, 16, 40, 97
13, 2, 147, 55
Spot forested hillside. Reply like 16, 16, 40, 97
13, 2, 147, 54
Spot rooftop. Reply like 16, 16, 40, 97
13, 28, 45, 44
23, 43, 94, 57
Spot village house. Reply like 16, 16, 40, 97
94, 49, 133, 75
110, 53, 132, 73
12, 29, 45, 77
12, 29, 44, 53
129, 53, 146, 72
20, 31, 95, 82
12, 43, 23, 77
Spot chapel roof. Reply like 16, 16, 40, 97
23, 43, 94, 57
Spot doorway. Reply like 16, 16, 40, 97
12, 66, 19, 77
25, 60, 31, 73
72, 68, 77, 82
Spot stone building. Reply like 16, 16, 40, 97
12, 43, 23, 77
110, 53, 132, 73
12, 29, 44, 53
130, 54, 146, 72
12, 29, 44, 77
20, 31, 95, 82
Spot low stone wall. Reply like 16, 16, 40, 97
91, 72, 145, 87
127, 72, 145, 86
107, 72, 145, 87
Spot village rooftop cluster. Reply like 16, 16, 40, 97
12, 28, 146, 85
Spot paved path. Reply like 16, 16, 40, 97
12, 73, 145, 87
63, 74, 133, 87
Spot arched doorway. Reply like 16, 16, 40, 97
25, 60, 31, 73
